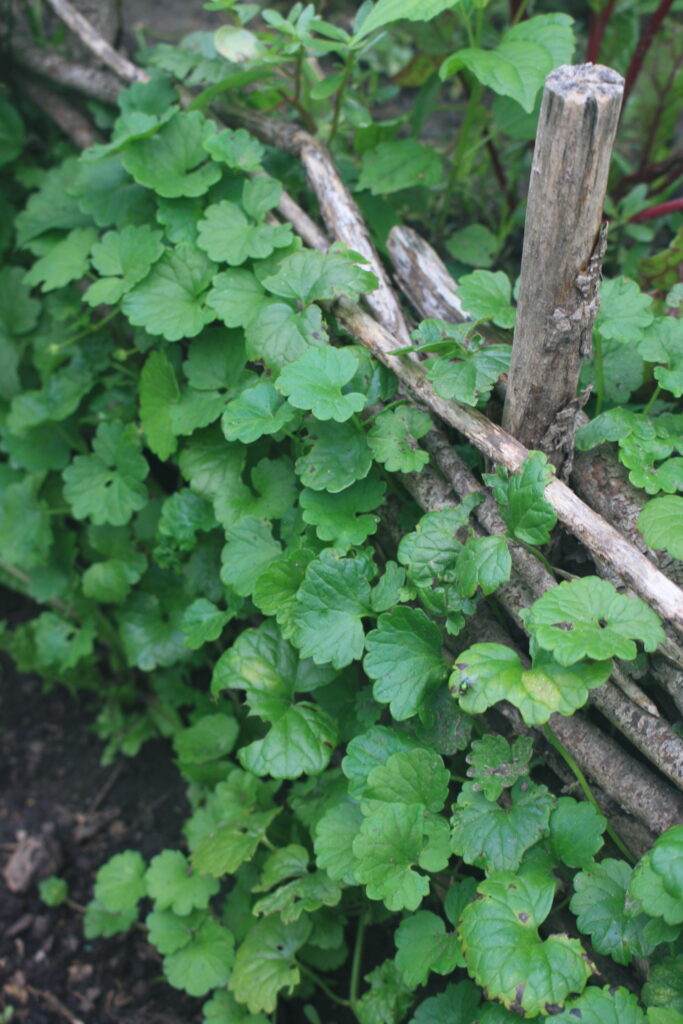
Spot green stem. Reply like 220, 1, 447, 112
261, 834, 278, 853
437, 78, 483, 235
593, 332, 605, 415
329, 53, 355, 145
543, 724, 636, 864
297, 963, 352, 1009
642, 384, 661, 415
52, 308, 119, 353
349, 911, 368, 1008
510, 536, 558, 579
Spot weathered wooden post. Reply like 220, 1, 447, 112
502, 64, 624, 470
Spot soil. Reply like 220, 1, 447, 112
0, 657, 201, 1024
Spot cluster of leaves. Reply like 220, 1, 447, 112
1, 0, 682, 1020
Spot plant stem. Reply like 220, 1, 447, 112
349, 911, 367, 1009
54, 307, 119, 352
329, 52, 355, 145
585, 0, 616, 63
629, 198, 683, 223
297, 963, 352, 1009
543, 723, 635, 864
623, 0, 674, 107
643, 384, 661, 415
437, 77, 483, 235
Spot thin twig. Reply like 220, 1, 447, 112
43, 0, 148, 84
18, 74, 99, 148
11, 42, 122, 103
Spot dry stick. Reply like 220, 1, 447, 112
502, 64, 624, 467
17, 74, 99, 149
403, 464, 683, 836
43, 0, 149, 84
11, 42, 122, 104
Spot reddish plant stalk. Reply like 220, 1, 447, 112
623, 0, 674, 106
629, 197, 683, 222
585, 0, 617, 64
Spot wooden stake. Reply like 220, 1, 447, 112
502, 63, 623, 465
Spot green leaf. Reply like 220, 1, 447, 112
182, 598, 230, 649
174, 713, 238, 766
85, 224, 164, 306
484, 451, 556, 545
364, 607, 448, 720
447, 223, 498, 268
146, 907, 204, 955
164, 917, 234, 996
63, 421, 149, 526
262, 247, 377, 304
122, 111, 221, 197
84, 901, 138, 939
397, 500, 480, 587
191, 802, 280, 878
427, 343, 511, 406
207, 269, 268, 328
7, 363, 93, 436
451, 779, 553, 871
16, 157, 91, 247
643, 956, 683, 1014
220, 517, 282, 597
342, 725, 422, 799
355, 960, 414, 1024
300, 475, 386, 549
0, 90, 25, 165
409, 981, 481, 1024
38, 875, 69, 907
459, 872, 591, 1016
122, 244, 214, 341
118, 591, 189, 671
203, 989, 269, 1024
630, 827, 683, 925
367, 405, 431, 473
82, 555, 145, 604
551, 985, 648, 1024
296, 419, 372, 492
277, 347, 365, 421
643, 317, 683, 398
454, 535, 511, 596
0, 475, 53, 570
455, 270, 515, 328
253, 855, 342, 923
638, 497, 683, 560
146, 850, 220, 915
314, 802, 363, 885
94, 850, 146, 912
597, 276, 654, 344
204, 127, 265, 171
292, 549, 372, 668
466, 735, 534, 802
197, 200, 292, 265
222, 381, 298, 443
394, 911, 462, 987
0, 266, 40, 337
452, 642, 611, 724
362, 748, 450, 814
230, 917, 311, 1014
571, 859, 664, 965
246, 301, 328, 371
139, 349, 180, 460
354, 0, 462, 40
24, 227, 97, 292
521, 576, 665, 665
252, 546, 317, 641
549, 797, 606, 869
358, 139, 442, 195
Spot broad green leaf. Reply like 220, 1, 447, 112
85, 224, 164, 305
300, 475, 386, 549
230, 917, 311, 1014
571, 859, 664, 964
122, 244, 214, 341
203, 988, 269, 1023
551, 985, 648, 1024
581, 334, 644, 405
156, 487, 217, 556
182, 598, 230, 649
72, 153, 154, 228
354, 960, 414, 1024
197, 200, 292, 265
342, 725, 422, 799
650, 824, 683, 902
174, 713, 238, 765
252, 546, 317, 640
239, 703, 338, 779
156, 195, 203, 244
447, 223, 498, 268
358, 139, 442, 195
0, 90, 25, 165
277, 347, 365, 421
146, 907, 204, 955
643, 956, 683, 1014
30, 612, 95, 672
246, 301, 328, 371
220, 517, 282, 597
314, 802, 363, 885
454, 534, 511, 596
0, 266, 40, 336
7, 362, 93, 435
122, 111, 221, 197
139, 349, 180, 460
206, 268, 268, 327
15, 157, 91, 247
521, 576, 665, 665
353, 803, 442, 912
84, 901, 138, 939
638, 497, 683, 560
630, 832, 683, 926
296, 418, 372, 492
253, 866, 342, 923
146, 850, 220, 915
242, 176, 282, 220
459, 872, 591, 1016
641, 317, 683, 398
24, 227, 97, 292
367, 405, 431, 473
191, 807, 280, 878
0, 475, 53, 570
549, 797, 606, 869
118, 590, 189, 671
163, 917, 234, 996
354, 0, 462, 41
394, 911, 462, 987
292, 549, 373, 668
466, 735, 534, 802
427, 343, 511, 406
362, 749, 450, 814
484, 451, 556, 545
455, 270, 515, 328
204, 127, 264, 171
83, 554, 146, 604
222, 381, 298, 443
94, 850, 146, 912
369, 560, 408, 614
597, 276, 654, 344
451, 779, 553, 871
262, 247, 377, 304
452, 642, 611, 724
397, 500, 480, 587
364, 607, 448, 720
409, 980, 481, 1024
63, 421, 149, 526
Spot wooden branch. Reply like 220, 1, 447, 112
387, 224, 470, 322
43, 0, 149, 84
17, 74, 99, 149
502, 64, 624, 465
11, 42, 122, 104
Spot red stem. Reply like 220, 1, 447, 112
623, 0, 674, 106
585, 0, 616, 64
629, 197, 683, 222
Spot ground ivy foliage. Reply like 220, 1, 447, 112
3, 35, 681, 1024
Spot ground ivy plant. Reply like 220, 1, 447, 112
2, 3, 682, 1022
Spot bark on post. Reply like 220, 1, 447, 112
502, 64, 624, 468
